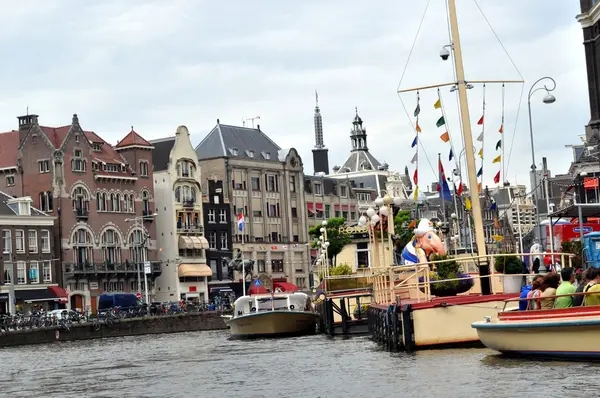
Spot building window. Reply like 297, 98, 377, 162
268, 204, 279, 217
39, 191, 53, 212
142, 190, 150, 213
356, 242, 370, 269
2, 230, 11, 254
257, 259, 266, 273
102, 229, 121, 265
139, 161, 149, 176
6, 175, 14, 186
71, 186, 90, 212
17, 261, 26, 284
295, 277, 306, 289
29, 261, 39, 284
15, 230, 24, 253
175, 187, 181, 202
251, 177, 260, 191
43, 261, 52, 282
129, 229, 147, 264
291, 207, 298, 218
293, 235, 299, 242
325, 205, 331, 218
220, 232, 228, 250
28, 230, 38, 253
341, 185, 348, 198
253, 209, 263, 217
272, 259, 284, 273
218, 209, 227, 223
289, 176, 296, 192
73, 228, 93, 265
38, 160, 50, 173
71, 150, 86, 172
314, 183, 322, 195
41, 230, 51, 253
208, 209, 216, 223
208, 232, 217, 249
267, 175, 278, 192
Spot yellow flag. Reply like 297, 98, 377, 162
434, 98, 441, 109
465, 197, 472, 210
440, 132, 450, 142
413, 186, 419, 200
492, 155, 501, 163
478, 148, 483, 159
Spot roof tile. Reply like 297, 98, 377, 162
115, 128, 152, 148
0, 131, 19, 169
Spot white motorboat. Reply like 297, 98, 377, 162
227, 292, 318, 339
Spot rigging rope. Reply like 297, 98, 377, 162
397, 0, 432, 92
437, 88, 461, 179
500, 83, 506, 184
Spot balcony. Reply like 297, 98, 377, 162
143, 209, 155, 222
182, 200, 196, 208
63, 261, 162, 277
75, 208, 89, 220
177, 222, 204, 234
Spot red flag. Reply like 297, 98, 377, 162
413, 169, 418, 185
477, 116, 484, 125
457, 181, 463, 195
493, 171, 501, 184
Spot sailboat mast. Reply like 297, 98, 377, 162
447, 0, 490, 291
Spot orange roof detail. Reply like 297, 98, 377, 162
0, 131, 19, 168
115, 128, 152, 149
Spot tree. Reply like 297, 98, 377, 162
308, 217, 351, 266
394, 210, 414, 248
329, 263, 352, 276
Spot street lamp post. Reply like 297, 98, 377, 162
527, 76, 556, 250
125, 213, 157, 304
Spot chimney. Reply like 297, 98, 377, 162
17, 114, 38, 132
217, 118, 220, 124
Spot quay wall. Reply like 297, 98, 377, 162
0, 313, 228, 348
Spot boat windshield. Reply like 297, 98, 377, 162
257, 297, 288, 311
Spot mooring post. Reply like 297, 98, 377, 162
401, 304, 415, 352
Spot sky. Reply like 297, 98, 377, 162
0, 0, 589, 193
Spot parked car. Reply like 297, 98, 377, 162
97, 293, 139, 313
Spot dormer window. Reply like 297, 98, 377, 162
92, 143, 102, 152
120, 164, 126, 172
340, 185, 348, 198
261, 151, 271, 160
228, 148, 239, 156
246, 150, 254, 158
104, 164, 119, 172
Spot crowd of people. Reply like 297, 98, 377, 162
519, 267, 600, 310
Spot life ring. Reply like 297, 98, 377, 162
251, 307, 256, 312
289, 305, 295, 310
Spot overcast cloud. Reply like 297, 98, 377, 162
0, 0, 588, 192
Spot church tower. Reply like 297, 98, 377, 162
312, 91, 330, 174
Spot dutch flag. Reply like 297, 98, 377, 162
237, 212, 245, 232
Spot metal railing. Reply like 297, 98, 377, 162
64, 261, 162, 274
177, 223, 204, 233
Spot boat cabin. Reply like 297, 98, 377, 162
233, 292, 311, 317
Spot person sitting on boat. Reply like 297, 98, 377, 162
523, 275, 544, 311
400, 219, 445, 265
554, 267, 576, 308
539, 273, 560, 310
573, 269, 590, 307
584, 268, 600, 307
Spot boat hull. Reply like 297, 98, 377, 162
473, 318, 600, 359
227, 311, 319, 339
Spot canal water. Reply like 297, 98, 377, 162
1, 331, 597, 398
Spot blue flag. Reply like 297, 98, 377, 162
411, 136, 417, 148
438, 159, 452, 201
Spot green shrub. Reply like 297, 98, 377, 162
494, 254, 524, 274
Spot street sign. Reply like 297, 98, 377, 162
144, 261, 151, 274
136, 292, 142, 299
253, 279, 261, 287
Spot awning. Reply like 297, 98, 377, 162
197, 236, 210, 249
315, 203, 324, 211
306, 203, 315, 214
249, 284, 269, 295
334, 204, 340, 209
178, 236, 193, 249
210, 287, 233, 293
342, 205, 349, 211
49, 286, 69, 302
548, 204, 600, 219
190, 237, 203, 250
178, 263, 213, 277
16, 288, 56, 303
274, 281, 299, 292
185, 292, 200, 298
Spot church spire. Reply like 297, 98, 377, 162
314, 90, 324, 149
351, 107, 367, 151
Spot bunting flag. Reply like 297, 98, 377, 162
465, 197, 472, 211
438, 156, 452, 201
436, 116, 445, 128
457, 181, 463, 195
413, 186, 419, 201
490, 199, 497, 211
493, 170, 501, 184
449, 149, 453, 161
411, 93, 420, 205
414, 104, 421, 117
413, 169, 418, 185
410, 153, 417, 163
440, 132, 450, 142
477, 167, 483, 177
495, 140, 502, 150
494, 217, 500, 229
416, 122, 422, 133
478, 148, 483, 159
477, 132, 483, 142
477, 115, 484, 125
492, 155, 501, 164
408, 220, 417, 229
478, 182, 482, 192
411, 136, 417, 148
433, 99, 441, 109
478, 84, 486, 188
498, 124, 503, 133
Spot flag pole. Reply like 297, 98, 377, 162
241, 213, 246, 297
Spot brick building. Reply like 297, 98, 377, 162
0, 114, 159, 313
0, 193, 65, 314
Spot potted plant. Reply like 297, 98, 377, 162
353, 303, 369, 320
495, 254, 525, 294
418, 255, 474, 297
